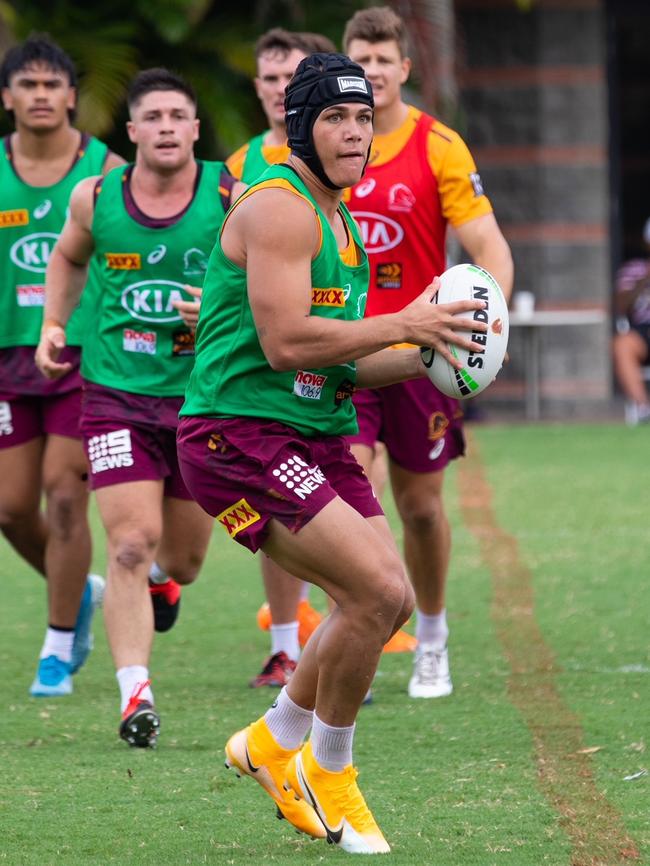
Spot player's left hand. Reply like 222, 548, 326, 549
173, 285, 203, 328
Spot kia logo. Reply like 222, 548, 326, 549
349, 211, 404, 254
121, 280, 188, 323
10, 232, 58, 273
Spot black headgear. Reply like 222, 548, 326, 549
285, 52, 374, 190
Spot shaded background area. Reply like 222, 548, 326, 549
2, 0, 650, 419
0, 0, 369, 159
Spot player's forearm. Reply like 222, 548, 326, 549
476, 237, 514, 303
355, 348, 424, 389
44, 246, 89, 328
260, 310, 415, 372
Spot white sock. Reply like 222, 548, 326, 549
311, 713, 355, 773
117, 665, 153, 713
40, 627, 74, 663
270, 621, 300, 661
264, 686, 313, 750
415, 609, 449, 650
299, 581, 310, 601
148, 561, 169, 585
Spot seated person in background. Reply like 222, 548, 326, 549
613, 217, 650, 424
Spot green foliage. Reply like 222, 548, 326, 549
0, 0, 361, 160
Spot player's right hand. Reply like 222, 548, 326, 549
173, 285, 203, 328
35, 320, 72, 380
398, 278, 487, 370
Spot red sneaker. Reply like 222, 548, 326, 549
149, 578, 181, 632
249, 651, 296, 688
119, 680, 160, 748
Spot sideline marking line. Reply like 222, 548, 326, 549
458, 432, 640, 866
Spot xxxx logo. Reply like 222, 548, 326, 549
0, 209, 29, 228
105, 252, 141, 270
216, 498, 261, 538
311, 287, 345, 307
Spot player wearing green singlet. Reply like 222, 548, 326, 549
36, 68, 241, 749
225, 28, 341, 687
177, 53, 487, 853
226, 29, 336, 185
0, 134, 107, 349
81, 160, 228, 397
0, 35, 123, 699
183, 164, 368, 435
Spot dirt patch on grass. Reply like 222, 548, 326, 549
458, 432, 639, 866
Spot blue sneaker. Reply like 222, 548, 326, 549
30, 655, 73, 697
70, 574, 105, 674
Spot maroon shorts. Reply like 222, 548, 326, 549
348, 379, 465, 473
80, 382, 191, 498
0, 346, 82, 399
0, 389, 83, 449
177, 415, 384, 553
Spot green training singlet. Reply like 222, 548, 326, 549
240, 132, 272, 184
0, 133, 108, 348
181, 164, 370, 437
81, 161, 229, 397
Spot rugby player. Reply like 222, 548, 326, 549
36, 68, 240, 747
177, 53, 487, 852
0, 35, 122, 697
343, 7, 513, 698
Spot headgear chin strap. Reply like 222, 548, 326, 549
285, 52, 374, 190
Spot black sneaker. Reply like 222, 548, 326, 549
149, 578, 181, 632
119, 696, 160, 748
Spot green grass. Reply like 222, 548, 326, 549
1, 423, 647, 865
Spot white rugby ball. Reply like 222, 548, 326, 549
420, 263, 509, 399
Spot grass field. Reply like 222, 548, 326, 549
1, 423, 648, 866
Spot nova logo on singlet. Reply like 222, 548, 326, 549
271, 454, 327, 500
123, 328, 157, 355
16, 284, 45, 306
0, 209, 29, 228
121, 280, 187, 323
217, 498, 261, 538
293, 370, 327, 400
87, 429, 134, 473
9, 232, 58, 273
106, 253, 141, 270
311, 287, 345, 307
349, 211, 404, 254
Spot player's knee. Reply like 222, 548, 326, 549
368, 557, 410, 634
396, 581, 416, 628
398, 493, 445, 534
45, 486, 88, 540
111, 527, 159, 574
164, 551, 204, 585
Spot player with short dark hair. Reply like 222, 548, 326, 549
343, 6, 513, 699
36, 67, 240, 747
177, 52, 487, 853
0, 33, 123, 697
126, 66, 197, 112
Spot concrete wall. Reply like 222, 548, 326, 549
454, 0, 613, 419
